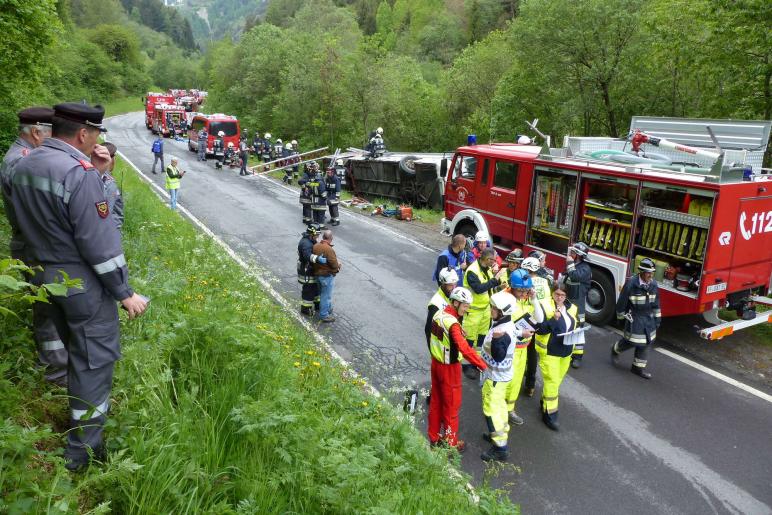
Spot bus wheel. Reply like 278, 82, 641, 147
585, 268, 615, 325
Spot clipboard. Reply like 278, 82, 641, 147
513, 312, 537, 334
557, 324, 590, 346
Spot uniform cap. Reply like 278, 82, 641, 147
18, 106, 54, 125
54, 102, 106, 132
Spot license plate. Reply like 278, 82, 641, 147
706, 283, 727, 294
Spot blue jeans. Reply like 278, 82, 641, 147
169, 188, 178, 210
317, 275, 335, 318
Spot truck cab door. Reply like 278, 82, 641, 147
485, 160, 519, 242
446, 153, 480, 218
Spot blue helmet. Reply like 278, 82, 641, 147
509, 269, 533, 289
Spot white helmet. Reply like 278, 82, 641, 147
218, 131, 225, 137
517, 135, 532, 145
490, 291, 516, 316
285, 143, 292, 149
376, 127, 383, 135
291, 139, 297, 145
449, 287, 473, 305
520, 257, 541, 272
277, 138, 282, 144
264, 132, 271, 139
227, 142, 234, 147
438, 267, 459, 285
475, 230, 489, 243
335, 158, 344, 166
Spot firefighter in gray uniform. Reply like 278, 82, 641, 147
9, 103, 147, 471
1, 107, 70, 385
325, 164, 341, 226
309, 163, 328, 226
611, 257, 660, 379
298, 162, 316, 224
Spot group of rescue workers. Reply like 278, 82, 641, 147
427, 232, 661, 462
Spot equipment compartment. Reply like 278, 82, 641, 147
529, 168, 578, 254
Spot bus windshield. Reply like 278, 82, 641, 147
209, 121, 238, 137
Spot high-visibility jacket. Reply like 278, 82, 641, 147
537, 298, 579, 357
480, 316, 516, 382
510, 298, 535, 349
532, 275, 550, 303
428, 288, 450, 312
429, 306, 487, 369
463, 260, 496, 311
165, 164, 182, 190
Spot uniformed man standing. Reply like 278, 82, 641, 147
564, 242, 592, 369
9, 103, 148, 471
99, 142, 124, 230
197, 128, 208, 161
611, 258, 660, 379
239, 138, 250, 176
1, 107, 69, 385
325, 165, 341, 226
298, 163, 315, 224
309, 163, 328, 226
297, 224, 325, 315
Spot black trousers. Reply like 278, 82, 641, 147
328, 201, 339, 223
301, 203, 312, 224
524, 338, 538, 389
300, 282, 320, 313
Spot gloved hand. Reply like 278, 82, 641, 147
317, 255, 327, 264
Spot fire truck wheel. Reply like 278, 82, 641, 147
585, 268, 615, 325
399, 155, 418, 177
454, 221, 477, 239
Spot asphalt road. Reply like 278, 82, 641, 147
107, 112, 772, 515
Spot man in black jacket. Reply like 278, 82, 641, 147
564, 242, 592, 369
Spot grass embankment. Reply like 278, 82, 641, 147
103, 96, 145, 118
0, 158, 513, 513
253, 158, 444, 226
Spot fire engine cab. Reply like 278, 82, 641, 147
152, 103, 186, 137
144, 92, 175, 130
441, 117, 772, 339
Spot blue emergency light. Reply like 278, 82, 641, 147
467, 134, 477, 146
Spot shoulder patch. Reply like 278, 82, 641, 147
79, 159, 95, 170
95, 201, 109, 219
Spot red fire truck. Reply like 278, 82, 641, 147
187, 113, 241, 158
441, 117, 772, 339
152, 103, 187, 137
144, 92, 175, 129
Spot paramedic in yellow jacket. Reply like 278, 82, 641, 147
504, 269, 542, 426
479, 291, 534, 462
537, 285, 580, 431
462, 247, 506, 380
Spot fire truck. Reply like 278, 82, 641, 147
144, 92, 175, 130
186, 113, 241, 158
441, 117, 772, 339
152, 103, 187, 137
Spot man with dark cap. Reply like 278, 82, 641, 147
100, 142, 124, 230
9, 102, 148, 471
1, 107, 69, 385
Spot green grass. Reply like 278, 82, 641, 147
0, 158, 515, 513
103, 96, 145, 117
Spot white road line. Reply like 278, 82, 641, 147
605, 325, 772, 403
246, 166, 441, 253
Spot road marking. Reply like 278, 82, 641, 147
605, 325, 772, 403
245, 167, 441, 254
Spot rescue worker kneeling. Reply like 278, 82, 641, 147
428, 287, 488, 452
480, 291, 535, 462
536, 286, 579, 431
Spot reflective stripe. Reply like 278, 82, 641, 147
543, 395, 558, 401
72, 398, 109, 421
41, 339, 65, 351
13, 172, 69, 202
633, 358, 647, 367
92, 254, 126, 275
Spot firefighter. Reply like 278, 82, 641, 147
504, 269, 540, 426
274, 138, 284, 164
213, 131, 225, 169
252, 132, 262, 160
611, 258, 660, 379
325, 165, 341, 226
297, 223, 326, 315
367, 127, 385, 158
520, 256, 551, 397
298, 162, 316, 224
462, 247, 506, 380
426, 267, 459, 346
427, 287, 488, 451
198, 128, 208, 161
471, 231, 502, 267
263, 133, 273, 162
536, 285, 577, 431
9, 103, 147, 470
480, 291, 535, 462
290, 140, 300, 182
282, 142, 294, 184
500, 249, 523, 289
564, 242, 592, 369
309, 162, 328, 226
239, 138, 250, 176
1, 107, 68, 385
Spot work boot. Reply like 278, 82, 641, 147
64, 445, 106, 473
300, 306, 313, 316
453, 440, 466, 453
542, 413, 559, 431
571, 358, 582, 369
462, 365, 479, 380
611, 345, 621, 366
321, 316, 336, 323
508, 411, 524, 426
631, 366, 652, 380
480, 445, 509, 462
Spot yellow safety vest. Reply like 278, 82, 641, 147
463, 260, 494, 311
165, 165, 181, 190
532, 275, 550, 302
429, 310, 460, 364
536, 298, 579, 352
427, 288, 450, 311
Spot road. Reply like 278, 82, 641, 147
107, 112, 772, 515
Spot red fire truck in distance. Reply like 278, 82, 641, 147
187, 113, 240, 158
441, 117, 772, 339
152, 103, 187, 137
144, 92, 175, 129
